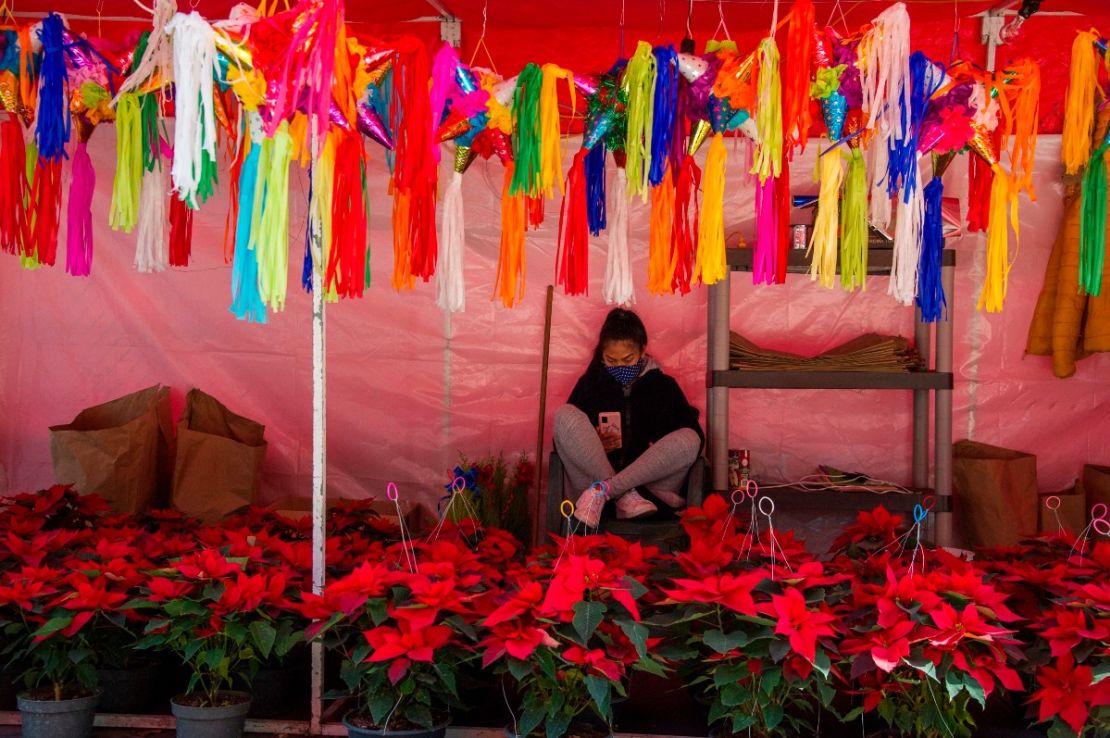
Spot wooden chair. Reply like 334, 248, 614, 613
544, 452, 705, 552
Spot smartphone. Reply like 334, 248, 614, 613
598, 412, 622, 449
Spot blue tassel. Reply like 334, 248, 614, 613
229, 145, 267, 323
649, 45, 678, 187
372, 69, 395, 176
916, 177, 946, 323
302, 166, 314, 292
888, 52, 941, 201
584, 143, 607, 236
35, 14, 69, 161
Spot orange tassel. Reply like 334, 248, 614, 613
648, 169, 676, 295
391, 186, 415, 291
494, 163, 527, 308
782, 0, 815, 153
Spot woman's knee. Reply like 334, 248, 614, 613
672, 428, 702, 463
553, 404, 589, 436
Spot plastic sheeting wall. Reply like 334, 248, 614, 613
1, 134, 1108, 512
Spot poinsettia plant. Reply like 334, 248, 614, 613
660, 496, 846, 737
835, 537, 1026, 738
305, 531, 487, 730
131, 545, 304, 707
480, 534, 665, 738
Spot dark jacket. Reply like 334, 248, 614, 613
567, 356, 704, 471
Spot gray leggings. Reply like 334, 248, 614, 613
552, 404, 700, 497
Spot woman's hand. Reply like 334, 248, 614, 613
598, 427, 622, 452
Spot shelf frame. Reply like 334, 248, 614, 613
706, 246, 956, 546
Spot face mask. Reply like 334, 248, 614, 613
605, 361, 642, 386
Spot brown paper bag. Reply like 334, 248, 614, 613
952, 440, 1038, 547
49, 385, 170, 514
172, 389, 266, 522
1038, 488, 1087, 535
1078, 464, 1110, 519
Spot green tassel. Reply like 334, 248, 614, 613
1079, 143, 1108, 296
187, 110, 219, 210
624, 41, 656, 202
840, 148, 868, 291
509, 63, 543, 197
110, 93, 143, 232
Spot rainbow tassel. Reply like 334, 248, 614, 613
695, 133, 727, 285
839, 149, 868, 291
229, 144, 267, 323
916, 177, 946, 321
624, 42, 657, 201
64, 143, 95, 276
1079, 143, 1108, 296
809, 149, 845, 288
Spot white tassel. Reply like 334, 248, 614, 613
436, 170, 466, 313
604, 168, 634, 306
868, 138, 892, 230
165, 11, 217, 203
860, 3, 912, 139
888, 161, 924, 306
115, 0, 176, 100
134, 166, 168, 273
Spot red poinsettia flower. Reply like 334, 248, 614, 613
562, 645, 623, 682
479, 622, 555, 667
486, 581, 545, 627
1040, 607, 1093, 658
0, 576, 58, 610
363, 621, 453, 671
1030, 654, 1110, 735
541, 555, 639, 622
829, 506, 906, 552
175, 548, 241, 580
146, 576, 196, 602
663, 572, 764, 616
58, 576, 128, 612
769, 586, 836, 664
925, 603, 1013, 649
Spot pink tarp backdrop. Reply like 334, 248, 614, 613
1, 134, 1107, 511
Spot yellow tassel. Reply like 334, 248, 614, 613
751, 37, 783, 183
624, 41, 657, 202
109, 93, 143, 233
312, 133, 339, 302
648, 169, 676, 295
1062, 30, 1100, 176
539, 64, 574, 198
494, 163, 527, 307
695, 133, 727, 285
977, 164, 1018, 312
809, 149, 845, 289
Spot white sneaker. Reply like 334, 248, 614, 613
615, 489, 658, 520
651, 489, 686, 509
573, 484, 609, 528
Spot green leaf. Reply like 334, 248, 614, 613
813, 649, 831, 679
340, 660, 362, 692
768, 638, 790, 663
623, 576, 647, 599
404, 703, 434, 729
545, 709, 572, 738
351, 642, 371, 665
572, 601, 606, 644
633, 657, 668, 678
68, 647, 92, 665
519, 706, 544, 738
905, 656, 938, 681
1093, 663, 1110, 684
945, 669, 963, 701
730, 714, 756, 733
368, 598, 389, 627
720, 683, 748, 708
584, 675, 612, 718
250, 621, 277, 660
703, 629, 747, 655
962, 672, 986, 708
204, 648, 224, 672
507, 657, 532, 682
31, 616, 73, 638
763, 703, 784, 730
368, 692, 394, 724
616, 619, 649, 659
1047, 722, 1079, 738
184, 639, 204, 663
707, 697, 730, 725
713, 664, 745, 688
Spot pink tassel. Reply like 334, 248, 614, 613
65, 142, 96, 276
753, 175, 778, 284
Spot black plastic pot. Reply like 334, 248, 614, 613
170, 691, 252, 738
342, 715, 448, 738
96, 660, 161, 713
16, 691, 100, 738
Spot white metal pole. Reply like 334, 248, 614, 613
309, 124, 327, 736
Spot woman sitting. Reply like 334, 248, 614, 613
553, 308, 704, 528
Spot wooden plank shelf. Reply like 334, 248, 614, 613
709, 369, 954, 390
726, 246, 956, 274
709, 487, 952, 515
